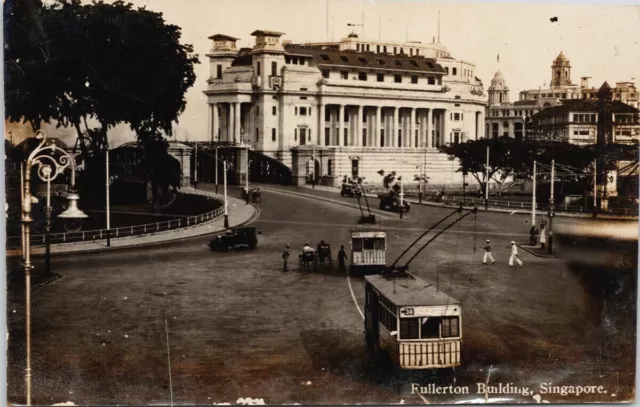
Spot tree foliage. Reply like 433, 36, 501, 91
4, 0, 199, 204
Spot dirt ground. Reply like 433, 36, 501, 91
6, 185, 637, 405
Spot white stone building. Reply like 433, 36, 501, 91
486, 52, 639, 140
203, 30, 486, 186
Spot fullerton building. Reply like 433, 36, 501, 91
203, 30, 486, 186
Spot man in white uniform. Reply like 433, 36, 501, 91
483, 239, 495, 265
509, 241, 523, 267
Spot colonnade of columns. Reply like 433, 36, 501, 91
318, 104, 449, 149
208, 102, 245, 143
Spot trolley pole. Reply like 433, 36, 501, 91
548, 159, 555, 254
223, 160, 229, 228
194, 142, 198, 189
531, 160, 536, 227
44, 177, 51, 274
484, 146, 489, 211
106, 149, 111, 247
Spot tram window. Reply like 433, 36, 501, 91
441, 317, 460, 338
421, 317, 440, 339
364, 239, 375, 250
400, 318, 419, 339
352, 238, 363, 251
373, 238, 385, 250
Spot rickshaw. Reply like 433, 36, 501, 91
340, 183, 362, 198
299, 249, 317, 271
317, 243, 332, 268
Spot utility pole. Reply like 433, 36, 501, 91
548, 159, 555, 254
223, 160, 229, 228
215, 145, 219, 194
592, 159, 597, 218
312, 144, 316, 190
194, 142, 198, 189
400, 144, 404, 219
531, 160, 536, 227
106, 149, 111, 247
484, 146, 489, 210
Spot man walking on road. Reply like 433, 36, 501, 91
282, 244, 291, 272
338, 245, 348, 272
483, 239, 495, 265
509, 241, 523, 267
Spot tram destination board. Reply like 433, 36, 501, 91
4, 0, 638, 405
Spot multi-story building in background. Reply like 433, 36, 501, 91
486, 52, 638, 140
203, 30, 486, 186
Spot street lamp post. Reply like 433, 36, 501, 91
400, 143, 404, 219
223, 159, 230, 228
21, 130, 88, 405
485, 146, 490, 210
105, 148, 111, 247
548, 159, 555, 254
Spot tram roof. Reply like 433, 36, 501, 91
365, 273, 461, 307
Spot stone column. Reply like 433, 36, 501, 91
207, 104, 213, 143
226, 103, 232, 141
375, 106, 381, 147
410, 108, 416, 148
427, 109, 433, 148
356, 105, 363, 147
338, 105, 344, 146
319, 102, 325, 145
234, 102, 241, 142
393, 107, 399, 147
212, 103, 219, 142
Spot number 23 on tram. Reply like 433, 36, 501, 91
364, 273, 462, 370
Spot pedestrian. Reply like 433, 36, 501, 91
282, 244, 291, 272
509, 241, 523, 267
482, 239, 495, 265
529, 226, 537, 246
539, 225, 546, 249
338, 245, 348, 272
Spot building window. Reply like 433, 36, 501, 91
393, 47, 397, 54
272, 128, 276, 141
341, 70, 349, 79
344, 128, 348, 145
394, 75, 402, 83
271, 61, 277, 76
327, 159, 333, 175
300, 106, 308, 116
398, 129, 402, 147
344, 111, 349, 122
377, 73, 384, 82
321, 70, 330, 78
376, 45, 380, 53
452, 67, 457, 75
454, 113, 460, 121
285, 56, 291, 64
410, 48, 413, 56
340, 56, 349, 62
272, 106, 277, 115
362, 129, 367, 146
256, 128, 259, 142
256, 106, 259, 116
216, 64, 222, 79
294, 128, 297, 140
400, 47, 404, 54
411, 76, 418, 84
325, 108, 330, 122
358, 72, 367, 81
356, 43, 360, 51
428, 76, 435, 85
384, 46, 388, 53
445, 67, 449, 75
256, 61, 261, 75
380, 129, 385, 146
325, 128, 330, 145
352, 159, 359, 178
295, 107, 298, 115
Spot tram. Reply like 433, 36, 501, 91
350, 229, 387, 275
364, 272, 462, 370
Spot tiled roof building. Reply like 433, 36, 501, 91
203, 30, 486, 186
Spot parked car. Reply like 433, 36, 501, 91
209, 227, 262, 251
340, 183, 362, 198
378, 191, 411, 212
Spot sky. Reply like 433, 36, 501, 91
9, 0, 640, 146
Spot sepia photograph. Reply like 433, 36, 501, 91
3, 0, 639, 405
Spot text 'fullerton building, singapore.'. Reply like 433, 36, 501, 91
203, 29, 486, 186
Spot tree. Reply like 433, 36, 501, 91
4, 0, 200, 204
439, 137, 528, 197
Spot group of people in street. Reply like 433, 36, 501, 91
482, 240, 523, 267
529, 224, 547, 249
281, 242, 348, 272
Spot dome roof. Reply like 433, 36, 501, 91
553, 51, 571, 66
490, 71, 508, 88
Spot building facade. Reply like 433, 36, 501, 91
486, 52, 639, 140
203, 30, 486, 186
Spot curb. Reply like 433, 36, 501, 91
7, 203, 259, 257
518, 244, 556, 258
299, 186, 638, 220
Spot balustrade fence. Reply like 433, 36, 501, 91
7, 193, 225, 249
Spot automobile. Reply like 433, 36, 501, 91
378, 191, 411, 212
340, 183, 362, 198
208, 227, 262, 251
